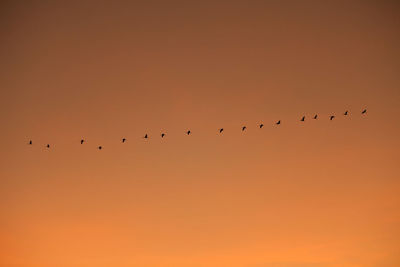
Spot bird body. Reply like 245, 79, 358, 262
187, 130, 191, 135
362, 109, 367, 114
122, 138, 126, 143
98, 146, 102, 150
242, 126, 246, 131
259, 124, 264, 128
276, 120, 281, 125
46, 144, 50, 148
313, 114, 318, 119
161, 133, 165, 138
219, 128, 224, 133
301, 116, 305, 121
81, 139, 84, 144
144, 134, 148, 139
330, 115, 335, 120
344, 111, 348, 115
29, 140, 32, 145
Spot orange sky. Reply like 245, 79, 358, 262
1, 1, 400, 266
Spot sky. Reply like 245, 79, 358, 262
0, 0, 399, 266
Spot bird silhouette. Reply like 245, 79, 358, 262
24, 107, 370, 149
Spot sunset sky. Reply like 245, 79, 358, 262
1, 1, 399, 266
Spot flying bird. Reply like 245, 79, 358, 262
300, 116, 305, 121
276, 120, 281, 125
186, 130, 191, 135
313, 114, 318, 119
242, 126, 246, 131
29, 140, 32, 145
362, 109, 367, 114
80, 139, 84, 144
161, 133, 165, 138
219, 128, 224, 133
259, 124, 264, 128
98, 146, 102, 150
330, 115, 335, 120
122, 138, 126, 143
344, 111, 348, 115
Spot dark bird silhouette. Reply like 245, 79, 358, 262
80, 139, 84, 144
144, 134, 148, 139
186, 130, 191, 135
362, 109, 367, 114
259, 124, 264, 128
46, 144, 50, 148
219, 128, 224, 133
276, 120, 281, 125
161, 133, 165, 138
122, 138, 126, 143
242, 126, 246, 131
330, 115, 335, 120
98, 146, 102, 150
300, 116, 305, 121
313, 114, 318, 119
29, 140, 32, 145
344, 111, 348, 115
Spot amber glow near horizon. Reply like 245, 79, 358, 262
0, 1, 400, 267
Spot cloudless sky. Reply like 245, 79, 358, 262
0, 1, 399, 266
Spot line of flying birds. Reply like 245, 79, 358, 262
28, 109, 367, 150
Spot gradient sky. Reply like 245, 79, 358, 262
1, 1, 400, 266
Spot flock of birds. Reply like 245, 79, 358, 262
28, 109, 367, 150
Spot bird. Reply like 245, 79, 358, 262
300, 116, 305, 121
259, 124, 264, 128
122, 138, 126, 143
98, 146, 102, 150
80, 139, 84, 144
186, 130, 191, 135
29, 140, 32, 145
242, 126, 246, 131
330, 115, 335, 120
276, 120, 281, 125
219, 128, 224, 133
144, 134, 148, 139
362, 109, 367, 114
344, 111, 348, 115
313, 114, 318, 119
161, 133, 165, 138
46, 144, 50, 148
